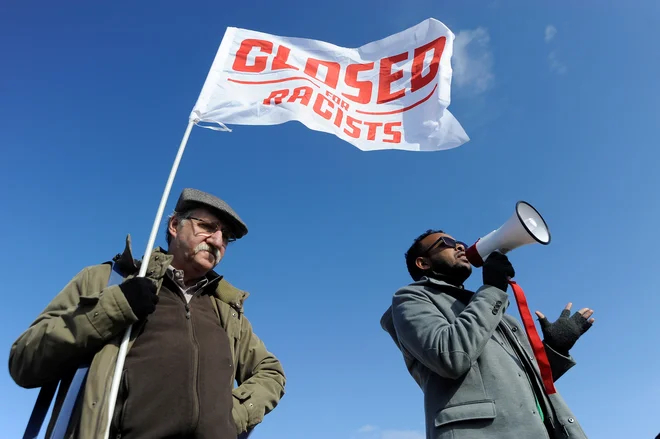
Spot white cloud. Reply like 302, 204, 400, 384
381, 430, 425, 439
544, 25, 566, 74
452, 27, 494, 95
353, 426, 424, 439
548, 50, 567, 75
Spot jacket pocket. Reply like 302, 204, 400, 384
111, 370, 130, 434
434, 400, 496, 428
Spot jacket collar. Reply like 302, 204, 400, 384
112, 235, 249, 311
417, 276, 475, 305
113, 234, 142, 275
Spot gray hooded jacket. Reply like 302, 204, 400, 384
380, 277, 588, 439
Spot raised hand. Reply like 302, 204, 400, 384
535, 303, 594, 354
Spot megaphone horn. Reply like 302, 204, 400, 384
465, 201, 551, 267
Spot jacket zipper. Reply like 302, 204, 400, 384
185, 301, 201, 433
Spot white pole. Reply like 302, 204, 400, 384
103, 120, 195, 439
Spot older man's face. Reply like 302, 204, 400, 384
168, 207, 233, 280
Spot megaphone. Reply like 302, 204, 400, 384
465, 201, 551, 267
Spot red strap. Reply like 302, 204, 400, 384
508, 280, 557, 395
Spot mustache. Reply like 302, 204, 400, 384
194, 242, 221, 262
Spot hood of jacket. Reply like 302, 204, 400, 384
380, 276, 476, 350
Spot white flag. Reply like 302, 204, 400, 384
190, 18, 469, 152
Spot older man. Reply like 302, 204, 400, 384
381, 229, 594, 439
10, 188, 285, 439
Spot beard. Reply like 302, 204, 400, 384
428, 259, 472, 287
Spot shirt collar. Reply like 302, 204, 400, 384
166, 265, 209, 291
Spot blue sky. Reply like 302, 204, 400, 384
1, 1, 659, 438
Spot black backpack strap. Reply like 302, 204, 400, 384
22, 261, 125, 439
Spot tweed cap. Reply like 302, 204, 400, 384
175, 188, 248, 239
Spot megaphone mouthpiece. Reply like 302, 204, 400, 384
465, 201, 551, 267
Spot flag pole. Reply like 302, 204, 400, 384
103, 119, 195, 439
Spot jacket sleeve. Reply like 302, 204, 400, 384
391, 284, 509, 379
544, 342, 576, 381
8, 265, 138, 388
231, 314, 286, 434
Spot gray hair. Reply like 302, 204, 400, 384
165, 209, 194, 246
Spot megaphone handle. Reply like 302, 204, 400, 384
508, 280, 557, 395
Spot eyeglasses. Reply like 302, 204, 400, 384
187, 216, 236, 244
423, 236, 467, 254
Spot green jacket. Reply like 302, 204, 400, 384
9, 236, 286, 438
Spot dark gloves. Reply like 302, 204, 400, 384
482, 252, 515, 292
537, 305, 594, 355
119, 277, 158, 319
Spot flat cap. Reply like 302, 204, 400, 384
175, 188, 248, 239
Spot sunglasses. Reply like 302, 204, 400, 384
423, 236, 467, 254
